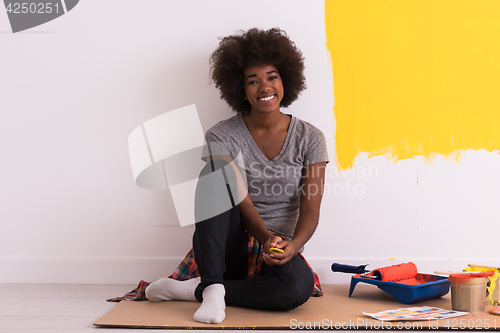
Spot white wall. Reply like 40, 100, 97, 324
1, 1, 498, 285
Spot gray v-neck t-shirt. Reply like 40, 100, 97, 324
202, 113, 329, 242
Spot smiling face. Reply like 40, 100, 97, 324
243, 64, 284, 115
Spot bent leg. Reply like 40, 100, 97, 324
192, 205, 247, 294
192, 160, 248, 323
191, 205, 247, 324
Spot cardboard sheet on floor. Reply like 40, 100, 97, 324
94, 284, 496, 330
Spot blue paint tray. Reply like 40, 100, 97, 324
349, 273, 450, 304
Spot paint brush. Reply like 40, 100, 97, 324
468, 264, 499, 271
434, 270, 497, 275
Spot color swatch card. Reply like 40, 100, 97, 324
363, 306, 468, 321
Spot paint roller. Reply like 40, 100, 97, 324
332, 262, 419, 282
372, 262, 418, 282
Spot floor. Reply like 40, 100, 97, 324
0, 283, 140, 332
0, 284, 297, 333
0, 284, 393, 332
0, 283, 482, 332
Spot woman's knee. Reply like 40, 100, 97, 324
274, 257, 315, 309
289, 272, 314, 308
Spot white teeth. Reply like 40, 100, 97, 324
259, 95, 274, 101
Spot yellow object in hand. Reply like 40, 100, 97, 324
270, 247, 284, 254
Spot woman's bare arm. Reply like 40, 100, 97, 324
263, 162, 326, 266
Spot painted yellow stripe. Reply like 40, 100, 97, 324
325, 0, 500, 170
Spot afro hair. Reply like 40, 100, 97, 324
210, 28, 306, 113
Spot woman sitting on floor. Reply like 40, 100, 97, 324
145, 27, 329, 324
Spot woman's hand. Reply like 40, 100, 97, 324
263, 235, 282, 254
262, 238, 299, 266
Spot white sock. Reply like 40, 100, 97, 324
193, 283, 226, 324
145, 277, 199, 302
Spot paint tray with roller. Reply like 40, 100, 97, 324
332, 262, 450, 304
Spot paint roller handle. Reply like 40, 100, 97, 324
434, 270, 467, 275
331, 263, 369, 274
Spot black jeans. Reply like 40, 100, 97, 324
192, 160, 314, 310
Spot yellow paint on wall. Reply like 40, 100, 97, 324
325, 0, 500, 170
